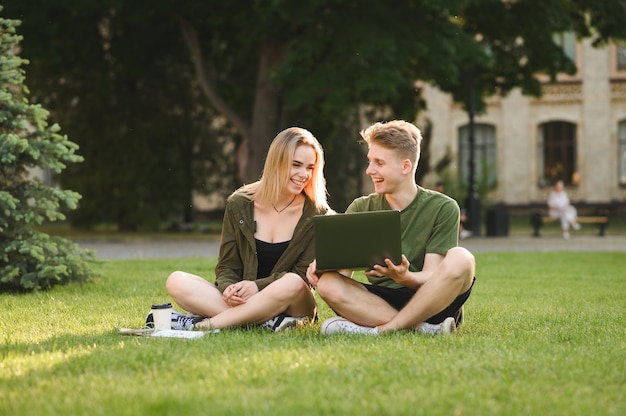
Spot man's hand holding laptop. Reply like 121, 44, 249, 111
364, 254, 411, 283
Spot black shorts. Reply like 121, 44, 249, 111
363, 277, 475, 326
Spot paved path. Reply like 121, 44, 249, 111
461, 235, 626, 253
74, 238, 221, 260
73, 234, 626, 260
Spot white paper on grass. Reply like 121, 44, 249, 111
151, 329, 217, 338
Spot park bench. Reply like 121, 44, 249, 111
530, 210, 609, 237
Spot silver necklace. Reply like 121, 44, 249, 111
272, 194, 297, 213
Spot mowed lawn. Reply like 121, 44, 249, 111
1, 252, 625, 416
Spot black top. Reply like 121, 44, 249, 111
255, 239, 290, 278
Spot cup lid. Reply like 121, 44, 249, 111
151, 303, 172, 309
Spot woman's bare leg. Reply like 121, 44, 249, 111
166, 271, 229, 317
197, 273, 316, 329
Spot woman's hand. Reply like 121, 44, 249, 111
222, 281, 258, 307
306, 260, 320, 287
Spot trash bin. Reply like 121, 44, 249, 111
486, 204, 509, 237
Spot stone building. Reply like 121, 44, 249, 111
421, 38, 626, 210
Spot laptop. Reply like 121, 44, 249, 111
314, 210, 402, 271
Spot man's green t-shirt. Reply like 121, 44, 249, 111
346, 186, 460, 288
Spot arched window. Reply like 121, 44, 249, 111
619, 120, 626, 186
538, 121, 577, 186
458, 123, 497, 189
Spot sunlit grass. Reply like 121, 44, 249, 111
1, 253, 625, 415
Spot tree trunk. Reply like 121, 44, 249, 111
178, 17, 252, 181
244, 41, 285, 183
179, 19, 285, 184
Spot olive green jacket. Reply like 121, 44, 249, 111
214, 191, 326, 293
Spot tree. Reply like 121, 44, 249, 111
3, 1, 239, 230
173, 0, 626, 206
176, 0, 477, 209
440, 0, 626, 112
0, 11, 94, 291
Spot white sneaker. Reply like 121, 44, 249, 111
145, 310, 206, 330
172, 312, 207, 330
417, 317, 456, 335
563, 231, 570, 239
320, 317, 378, 335
261, 314, 307, 332
573, 223, 581, 230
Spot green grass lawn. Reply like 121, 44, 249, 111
2, 252, 625, 415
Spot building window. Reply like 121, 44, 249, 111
458, 123, 497, 189
619, 121, 626, 186
617, 43, 626, 71
538, 121, 577, 186
553, 32, 577, 64
610, 42, 626, 79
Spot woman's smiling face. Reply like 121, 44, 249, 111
286, 144, 316, 195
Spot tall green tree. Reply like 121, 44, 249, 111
0, 11, 94, 291
152, 1, 481, 209
4, 1, 238, 229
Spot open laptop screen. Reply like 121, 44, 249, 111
314, 210, 402, 271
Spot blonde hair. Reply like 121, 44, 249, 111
361, 120, 422, 169
238, 127, 329, 212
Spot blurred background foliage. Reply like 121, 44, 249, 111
3, 0, 626, 230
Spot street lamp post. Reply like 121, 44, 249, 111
465, 67, 481, 236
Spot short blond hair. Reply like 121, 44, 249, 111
239, 127, 329, 212
361, 120, 422, 168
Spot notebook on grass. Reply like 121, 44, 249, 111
314, 210, 402, 271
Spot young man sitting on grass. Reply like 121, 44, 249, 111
306, 120, 476, 335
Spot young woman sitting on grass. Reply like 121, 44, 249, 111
157, 127, 331, 332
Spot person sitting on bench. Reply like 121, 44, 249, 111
547, 180, 580, 239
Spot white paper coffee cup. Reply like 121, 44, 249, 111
151, 303, 173, 331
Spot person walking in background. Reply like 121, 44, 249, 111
158, 127, 331, 332
307, 120, 476, 336
548, 180, 580, 239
